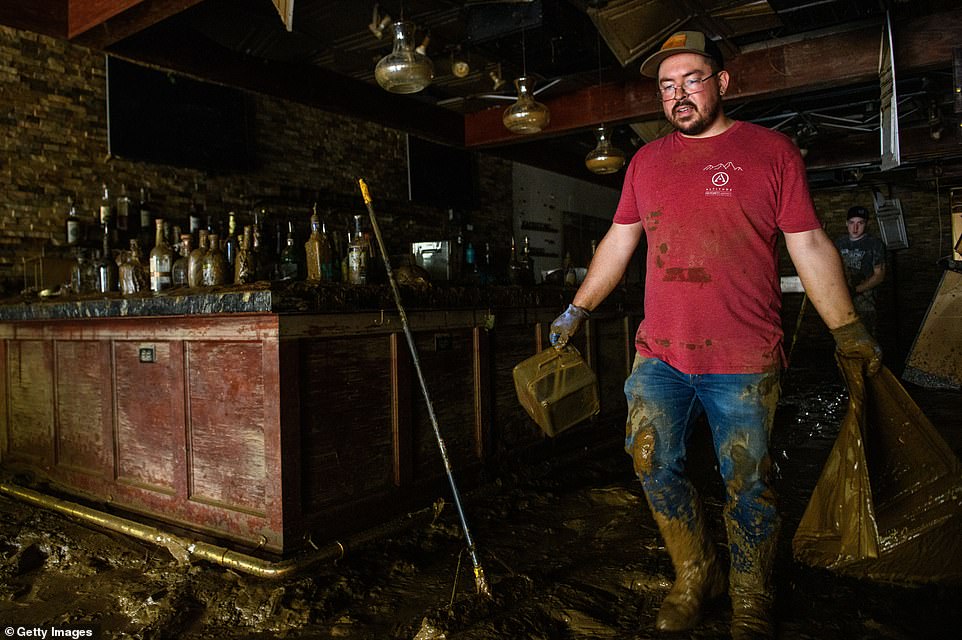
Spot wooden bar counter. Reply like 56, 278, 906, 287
0, 281, 640, 556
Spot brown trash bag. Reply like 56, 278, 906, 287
792, 356, 962, 585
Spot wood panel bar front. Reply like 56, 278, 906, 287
0, 296, 636, 556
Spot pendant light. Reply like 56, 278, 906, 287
368, 4, 392, 39
375, 21, 434, 94
451, 46, 470, 78
488, 63, 506, 91
502, 29, 550, 134
503, 76, 551, 134
585, 125, 626, 174
584, 34, 625, 174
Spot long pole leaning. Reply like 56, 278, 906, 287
357, 179, 491, 598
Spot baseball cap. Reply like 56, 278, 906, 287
847, 205, 870, 220
640, 31, 724, 78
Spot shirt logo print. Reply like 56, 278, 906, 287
704, 162, 742, 197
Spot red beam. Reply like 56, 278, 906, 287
67, 0, 144, 38
70, 0, 205, 45
464, 8, 962, 148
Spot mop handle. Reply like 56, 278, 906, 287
358, 179, 491, 598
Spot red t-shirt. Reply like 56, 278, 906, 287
613, 121, 820, 373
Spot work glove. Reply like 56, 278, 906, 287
549, 304, 590, 349
831, 317, 882, 377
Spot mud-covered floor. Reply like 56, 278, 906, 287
1, 353, 960, 639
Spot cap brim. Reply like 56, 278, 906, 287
640, 48, 713, 78
639, 49, 705, 78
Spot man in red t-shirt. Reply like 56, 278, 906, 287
549, 31, 881, 640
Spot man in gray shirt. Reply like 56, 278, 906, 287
835, 205, 886, 335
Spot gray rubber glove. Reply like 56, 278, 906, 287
549, 304, 590, 349
831, 318, 882, 376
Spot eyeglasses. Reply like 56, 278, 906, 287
657, 72, 719, 101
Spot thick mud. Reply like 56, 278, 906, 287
1, 359, 960, 639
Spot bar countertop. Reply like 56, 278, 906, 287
0, 281, 643, 321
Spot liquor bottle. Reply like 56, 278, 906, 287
65, 198, 81, 246
149, 219, 173, 292
479, 241, 494, 285
116, 184, 131, 242
279, 227, 300, 281
508, 236, 524, 285
70, 249, 87, 294
171, 234, 192, 287
452, 227, 464, 282
99, 183, 117, 247
99, 183, 112, 228
466, 242, 476, 270
95, 227, 117, 293
188, 229, 209, 288
80, 251, 97, 293
274, 220, 285, 261
463, 242, 480, 285
521, 235, 536, 285
132, 240, 149, 291
346, 215, 368, 285
137, 187, 154, 251
119, 239, 149, 294
189, 188, 203, 243
235, 225, 255, 284
251, 219, 271, 281
304, 208, 329, 281
224, 212, 238, 268
322, 221, 337, 281
202, 234, 228, 286
117, 248, 134, 295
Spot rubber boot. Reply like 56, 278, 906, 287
652, 508, 727, 632
727, 519, 777, 640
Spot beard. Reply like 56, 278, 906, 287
669, 97, 721, 136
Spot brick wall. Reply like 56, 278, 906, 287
785, 184, 956, 368
0, 24, 512, 292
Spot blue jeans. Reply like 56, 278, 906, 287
624, 355, 780, 568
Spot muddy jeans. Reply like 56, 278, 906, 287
624, 355, 781, 570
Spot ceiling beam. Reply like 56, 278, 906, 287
464, 7, 962, 148
0, 1, 205, 43
70, 0, 206, 45
68, 0, 145, 39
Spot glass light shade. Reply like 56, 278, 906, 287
502, 77, 550, 134
374, 21, 434, 94
489, 68, 506, 91
585, 126, 626, 174
451, 57, 470, 78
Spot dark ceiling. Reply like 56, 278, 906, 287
3, 0, 961, 189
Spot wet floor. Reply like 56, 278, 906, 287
1, 354, 960, 639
